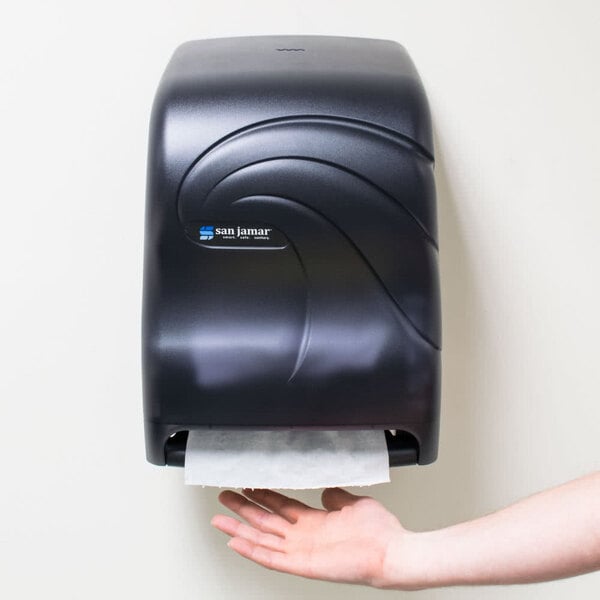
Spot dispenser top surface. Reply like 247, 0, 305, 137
157, 35, 433, 156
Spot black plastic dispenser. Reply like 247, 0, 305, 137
142, 36, 441, 468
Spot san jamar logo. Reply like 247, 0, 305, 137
198, 225, 273, 241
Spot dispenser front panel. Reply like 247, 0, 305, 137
142, 37, 441, 465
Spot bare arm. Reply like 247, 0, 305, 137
211, 472, 600, 589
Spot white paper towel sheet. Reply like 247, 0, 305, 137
184, 429, 390, 489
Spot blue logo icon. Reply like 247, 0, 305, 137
199, 225, 214, 241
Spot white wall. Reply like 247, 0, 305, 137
1, 1, 599, 598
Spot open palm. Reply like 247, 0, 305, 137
211, 487, 408, 586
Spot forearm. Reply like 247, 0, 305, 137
384, 472, 600, 589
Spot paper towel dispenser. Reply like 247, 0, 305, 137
142, 36, 441, 469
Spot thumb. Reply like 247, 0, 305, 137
321, 487, 366, 511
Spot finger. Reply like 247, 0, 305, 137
321, 487, 365, 511
211, 514, 286, 550
228, 537, 304, 576
242, 488, 317, 522
218, 490, 290, 535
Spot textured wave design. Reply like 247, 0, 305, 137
178, 117, 441, 374
178, 117, 438, 244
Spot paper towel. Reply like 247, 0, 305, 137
184, 429, 390, 488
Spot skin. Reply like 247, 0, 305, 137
211, 472, 600, 589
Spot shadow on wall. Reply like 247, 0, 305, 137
171, 127, 494, 599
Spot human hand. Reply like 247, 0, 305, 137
211, 487, 419, 588
212, 474, 600, 589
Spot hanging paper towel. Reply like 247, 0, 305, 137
184, 429, 391, 489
